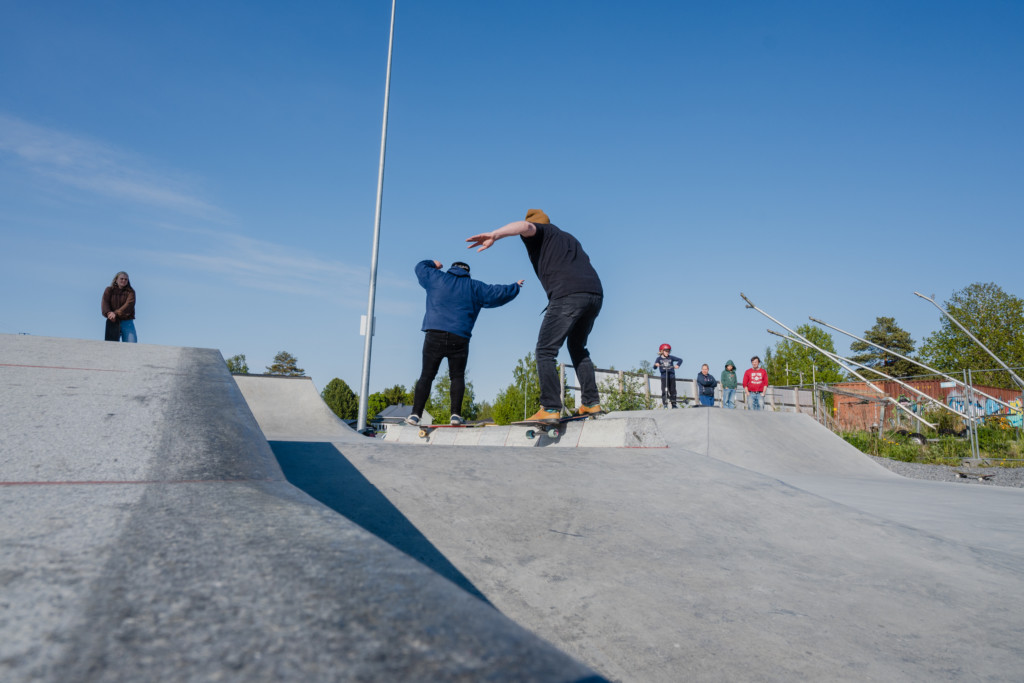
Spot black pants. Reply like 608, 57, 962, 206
412, 330, 469, 417
536, 293, 603, 409
660, 372, 677, 406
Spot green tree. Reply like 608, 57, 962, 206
321, 378, 358, 420
491, 352, 575, 424
476, 400, 494, 422
365, 384, 413, 419
225, 353, 249, 374
492, 353, 541, 424
381, 384, 413, 406
266, 351, 305, 376
919, 282, 1024, 390
763, 324, 847, 386
848, 317, 917, 378
424, 369, 479, 423
598, 364, 658, 411
367, 392, 389, 419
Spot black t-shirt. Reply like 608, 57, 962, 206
521, 223, 603, 300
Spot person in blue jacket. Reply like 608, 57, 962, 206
696, 364, 718, 407
407, 260, 524, 426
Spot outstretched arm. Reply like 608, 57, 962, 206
466, 220, 537, 252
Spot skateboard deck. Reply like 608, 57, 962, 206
416, 423, 486, 438
511, 411, 606, 439
955, 471, 994, 481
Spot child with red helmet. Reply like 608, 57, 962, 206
653, 343, 683, 408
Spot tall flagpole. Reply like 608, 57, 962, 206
357, 0, 397, 433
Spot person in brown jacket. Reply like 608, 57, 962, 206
101, 271, 137, 342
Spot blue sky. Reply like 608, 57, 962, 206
2, 1, 1021, 402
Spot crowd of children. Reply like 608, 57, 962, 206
653, 344, 769, 410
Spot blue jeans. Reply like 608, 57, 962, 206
413, 330, 469, 417
749, 391, 764, 410
120, 320, 137, 343
536, 293, 603, 409
722, 387, 736, 409
699, 394, 714, 407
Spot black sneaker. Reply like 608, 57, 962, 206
450, 414, 463, 426
404, 414, 420, 426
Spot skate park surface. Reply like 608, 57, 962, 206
4, 335, 1024, 681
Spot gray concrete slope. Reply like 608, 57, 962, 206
0, 335, 601, 682
282, 415, 1024, 682
638, 409, 1024, 558
234, 374, 363, 443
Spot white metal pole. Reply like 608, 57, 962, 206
357, 0, 397, 433
915, 291, 1024, 391
810, 316, 1015, 412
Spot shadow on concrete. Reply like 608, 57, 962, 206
271, 441, 493, 606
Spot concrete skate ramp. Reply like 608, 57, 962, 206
233, 373, 363, 442
281, 432, 1024, 682
0, 335, 601, 682
633, 408, 1024, 557
632, 408, 900, 479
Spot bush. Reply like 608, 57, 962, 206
976, 427, 1012, 456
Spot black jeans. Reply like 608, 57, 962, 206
536, 293, 603, 409
412, 330, 469, 417
660, 372, 677, 406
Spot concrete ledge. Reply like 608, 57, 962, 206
382, 417, 666, 448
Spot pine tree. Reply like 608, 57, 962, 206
266, 351, 305, 376
848, 317, 916, 378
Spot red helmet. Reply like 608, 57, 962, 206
659, 343, 671, 351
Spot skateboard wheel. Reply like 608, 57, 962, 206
418, 429, 428, 438
546, 428, 559, 438
525, 429, 536, 439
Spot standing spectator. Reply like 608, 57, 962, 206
101, 271, 137, 343
653, 343, 682, 408
466, 209, 603, 423
696, 364, 718, 407
720, 360, 738, 409
407, 260, 523, 426
742, 356, 769, 410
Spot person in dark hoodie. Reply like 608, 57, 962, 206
721, 360, 738, 409
407, 260, 523, 426
696, 364, 718, 407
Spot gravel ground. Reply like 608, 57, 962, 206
868, 455, 1024, 488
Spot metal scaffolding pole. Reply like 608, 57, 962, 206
915, 291, 1024, 392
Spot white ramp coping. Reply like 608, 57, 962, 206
383, 415, 666, 448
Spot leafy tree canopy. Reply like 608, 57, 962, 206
919, 282, 1024, 390
225, 353, 249, 374
764, 324, 847, 386
848, 317, 917, 378
366, 384, 413, 419
424, 369, 479, 423
599, 364, 658, 411
491, 352, 575, 424
266, 351, 305, 376
321, 378, 358, 421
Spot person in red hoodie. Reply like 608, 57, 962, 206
742, 356, 769, 410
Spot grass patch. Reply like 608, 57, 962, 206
840, 429, 999, 466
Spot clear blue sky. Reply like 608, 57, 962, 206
2, 1, 1021, 401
